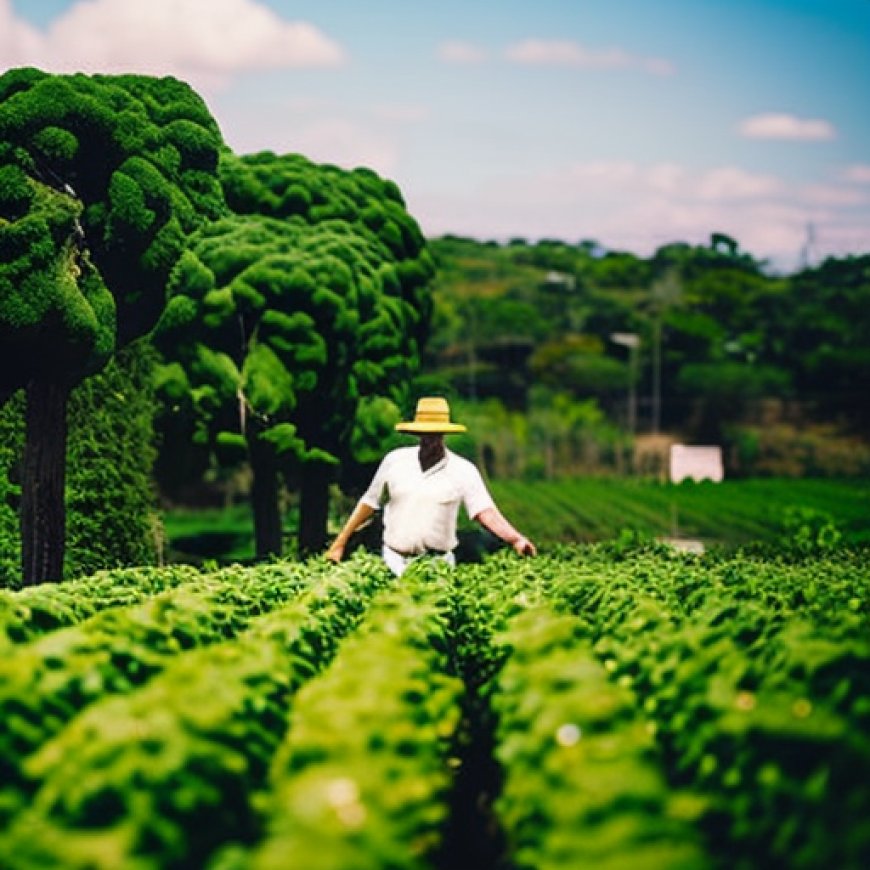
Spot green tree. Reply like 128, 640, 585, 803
0, 340, 162, 586
529, 334, 628, 407
650, 236, 781, 433
0, 68, 224, 582
156, 152, 434, 557
677, 361, 792, 441
775, 254, 870, 431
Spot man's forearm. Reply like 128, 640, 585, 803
475, 506, 536, 554
334, 501, 376, 546
326, 501, 376, 561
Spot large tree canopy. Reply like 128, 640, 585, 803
0, 67, 225, 392
156, 151, 435, 556
219, 151, 433, 350
0, 67, 225, 582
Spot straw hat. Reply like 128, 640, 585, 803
395, 397, 467, 434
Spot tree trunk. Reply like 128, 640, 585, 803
298, 461, 331, 557
247, 427, 282, 559
21, 379, 69, 584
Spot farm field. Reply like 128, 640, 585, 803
3, 35, 870, 870
163, 477, 870, 564
488, 477, 870, 548
0, 544, 868, 868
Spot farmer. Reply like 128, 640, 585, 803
326, 396, 536, 575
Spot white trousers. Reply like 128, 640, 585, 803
382, 545, 456, 576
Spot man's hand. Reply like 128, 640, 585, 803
325, 502, 375, 564
475, 507, 536, 557
325, 540, 345, 563
512, 535, 537, 557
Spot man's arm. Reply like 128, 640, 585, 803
326, 501, 376, 563
474, 506, 537, 556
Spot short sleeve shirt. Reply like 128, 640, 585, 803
360, 447, 495, 554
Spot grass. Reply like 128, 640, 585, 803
161, 504, 257, 564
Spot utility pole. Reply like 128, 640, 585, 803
610, 332, 640, 436
800, 222, 817, 270
649, 268, 680, 435
651, 315, 661, 435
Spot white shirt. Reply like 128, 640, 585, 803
360, 447, 495, 555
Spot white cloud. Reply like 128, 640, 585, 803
0, 0, 345, 92
799, 183, 867, 206
0, 0, 42, 67
645, 163, 686, 194
437, 40, 488, 65
226, 116, 399, 177
372, 104, 430, 123
508, 161, 780, 204
505, 39, 675, 75
738, 113, 836, 141
409, 159, 870, 271
842, 164, 870, 184
695, 166, 783, 200
290, 119, 399, 176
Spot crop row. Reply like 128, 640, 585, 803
488, 478, 870, 546
219, 567, 463, 869
495, 546, 869, 867
0, 559, 370, 647
568, 577, 870, 867
490, 605, 709, 869
0, 564, 202, 645
447, 544, 869, 868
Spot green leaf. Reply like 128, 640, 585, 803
242, 342, 293, 415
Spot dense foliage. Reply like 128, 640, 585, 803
0, 67, 225, 582
155, 151, 435, 557
0, 391, 23, 580
0, 546, 867, 868
426, 235, 870, 477
0, 339, 162, 586
0, 68, 224, 391
64, 339, 162, 576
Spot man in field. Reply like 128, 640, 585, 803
326, 397, 536, 575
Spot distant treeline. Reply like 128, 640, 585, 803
420, 234, 870, 477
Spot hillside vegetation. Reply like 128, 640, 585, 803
422, 236, 870, 479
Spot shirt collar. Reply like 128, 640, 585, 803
421, 449, 449, 477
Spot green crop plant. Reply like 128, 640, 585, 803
238, 565, 462, 869
489, 605, 709, 869
0, 563, 201, 646
0, 560, 325, 822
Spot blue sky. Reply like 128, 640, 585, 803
3, 0, 869, 271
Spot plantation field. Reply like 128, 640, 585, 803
488, 477, 870, 548
0, 545, 868, 868
163, 477, 870, 564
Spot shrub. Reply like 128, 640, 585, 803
0, 338, 160, 585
